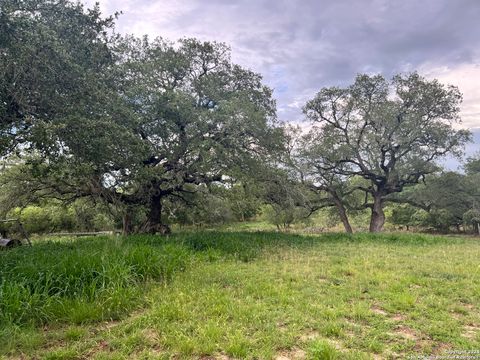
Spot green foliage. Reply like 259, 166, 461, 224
464, 153, 480, 175
0, 204, 73, 235
11, 206, 51, 234
1, 0, 478, 239
178, 194, 235, 226
394, 168, 480, 233
0, 0, 117, 156
71, 199, 115, 232
225, 183, 262, 221
165, 186, 234, 227
463, 209, 480, 234
260, 169, 317, 229
0, 200, 115, 235
302, 73, 470, 232
1, 21, 284, 233
263, 204, 312, 229
389, 204, 421, 230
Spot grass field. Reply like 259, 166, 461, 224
1, 231, 479, 359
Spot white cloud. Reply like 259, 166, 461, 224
421, 63, 480, 129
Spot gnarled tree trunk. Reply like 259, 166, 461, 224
369, 193, 385, 233
122, 210, 133, 235
142, 193, 171, 235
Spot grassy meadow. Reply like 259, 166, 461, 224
0, 230, 479, 359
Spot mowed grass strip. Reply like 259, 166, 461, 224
0, 232, 479, 359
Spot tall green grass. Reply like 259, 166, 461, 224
0, 231, 463, 327
0, 236, 190, 325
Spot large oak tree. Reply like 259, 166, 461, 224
303, 73, 471, 232
102, 37, 282, 233
1, 30, 283, 234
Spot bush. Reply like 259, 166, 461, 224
262, 204, 311, 230
11, 206, 52, 234
3, 201, 116, 235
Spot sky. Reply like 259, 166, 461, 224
84, 0, 480, 167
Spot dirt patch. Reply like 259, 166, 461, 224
206, 354, 235, 360
463, 324, 480, 339
100, 320, 121, 330
142, 328, 160, 343
328, 339, 346, 351
83, 339, 112, 358
220, 355, 236, 360
391, 314, 406, 321
275, 347, 306, 360
277, 320, 289, 332
394, 326, 418, 341
387, 325, 419, 342
431, 343, 453, 356
450, 312, 463, 320
299, 330, 319, 342
371, 305, 388, 316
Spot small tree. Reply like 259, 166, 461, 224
464, 209, 480, 235
259, 169, 316, 230
283, 126, 359, 233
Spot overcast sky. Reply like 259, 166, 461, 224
84, 0, 480, 163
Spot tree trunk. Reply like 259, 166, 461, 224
369, 194, 385, 233
142, 194, 171, 235
332, 196, 353, 233
122, 210, 133, 235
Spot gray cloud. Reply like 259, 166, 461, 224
85, 0, 480, 131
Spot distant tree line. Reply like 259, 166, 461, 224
0, 0, 476, 235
